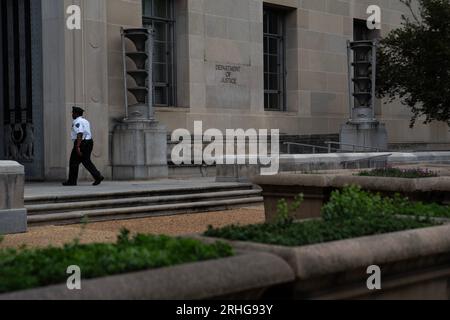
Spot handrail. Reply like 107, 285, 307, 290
341, 153, 393, 163
283, 141, 391, 155
324, 141, 387, 153
283, 142, 340, 154
340, 153, 393, 169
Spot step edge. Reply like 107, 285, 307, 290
26, 190, 262, 212
27, 197, 264, 223
25, 184, 255, 203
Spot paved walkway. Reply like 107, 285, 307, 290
5, 177, 263, 249
0, 206, 265, 249
25, 177, 248, 199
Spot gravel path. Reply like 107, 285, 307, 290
0, 206, 265, 249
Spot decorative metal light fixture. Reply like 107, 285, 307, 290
340, 39, 388, 152
347, 40, 378, 127
121, 27, 155, 122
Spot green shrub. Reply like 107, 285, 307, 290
388, 195, 450, 219
0, 230, 233, 294
357, 168, 438, 179
321, 185, 395, 221
204, 186, 439, 247
323, 186, 450, 220
275, 194, 304, 226
205, 215, 435, 247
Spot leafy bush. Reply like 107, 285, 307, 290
204, 186, 439, 247
205, 215, 434, 247
357, 168, 438, 179
377, 0, 450, 127
275, 194, 304, 226
0, 230, 233, 294
321, 186, 394, 221
322, 186, 450, 220
387, 195, 450, 219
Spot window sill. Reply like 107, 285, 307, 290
264, 110, 297, 116
154, 106, 190, 113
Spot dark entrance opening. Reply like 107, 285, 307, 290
0, 0, 44, 180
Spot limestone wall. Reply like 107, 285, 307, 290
155, 0, 450, 146
40, 0, 450, 180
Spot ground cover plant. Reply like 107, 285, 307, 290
204, 186, 441, 247
386, 195, 450, 219
0, 229, 233, 294
357, 168, 438, 179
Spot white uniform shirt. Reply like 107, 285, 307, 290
71, 117, 93, 141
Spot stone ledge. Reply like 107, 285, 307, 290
0, 252, 295, 300
199, 224, 450, 299
217, 152, 450, 183
253, 171, 450, 222
0, 209, 27, 235
0, 161, 27, 235
0, 162, 25, 175
253, 173, 450, 193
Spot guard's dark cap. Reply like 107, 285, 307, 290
72, 106, 85, 114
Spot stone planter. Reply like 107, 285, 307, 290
202, 224, 450, 300
253, 172, 450, 222
0, 252, 294, 300
0, 161, 27, 235
216, 152, 450, 183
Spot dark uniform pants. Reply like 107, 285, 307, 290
68, 140, 102, 184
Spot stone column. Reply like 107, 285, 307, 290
0, 161, 27, 235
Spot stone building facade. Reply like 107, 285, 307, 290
1, 0, 449, 180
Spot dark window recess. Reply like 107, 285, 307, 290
264, 7, 286, 111
143, 0, 176, 107
353, 19, 380, 41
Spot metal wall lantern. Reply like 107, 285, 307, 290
121, 27, 155, 122
347, 40, 378, 125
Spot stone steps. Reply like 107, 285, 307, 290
26, 190, 261, 215
25, 184, 253, 204
26, 184, 263, 226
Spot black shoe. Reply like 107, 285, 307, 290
62, 181, 77, 186
93, 176, 104, 186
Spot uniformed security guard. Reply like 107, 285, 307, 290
63, 107, 104, 186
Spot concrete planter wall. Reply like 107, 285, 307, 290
0, 252, 294, 300
0, 161, 27, 235
216, 152, 450, 183
202, 224, 450, 300
253, 172, 450, 222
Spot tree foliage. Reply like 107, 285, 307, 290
377, 0, 450, 127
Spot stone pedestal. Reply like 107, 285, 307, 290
112, 121, 169, 180
340, 122, 388, 152
0, 161, 27, 235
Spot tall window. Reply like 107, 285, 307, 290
143, 0, 175, 107
264, 7, 286, 111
